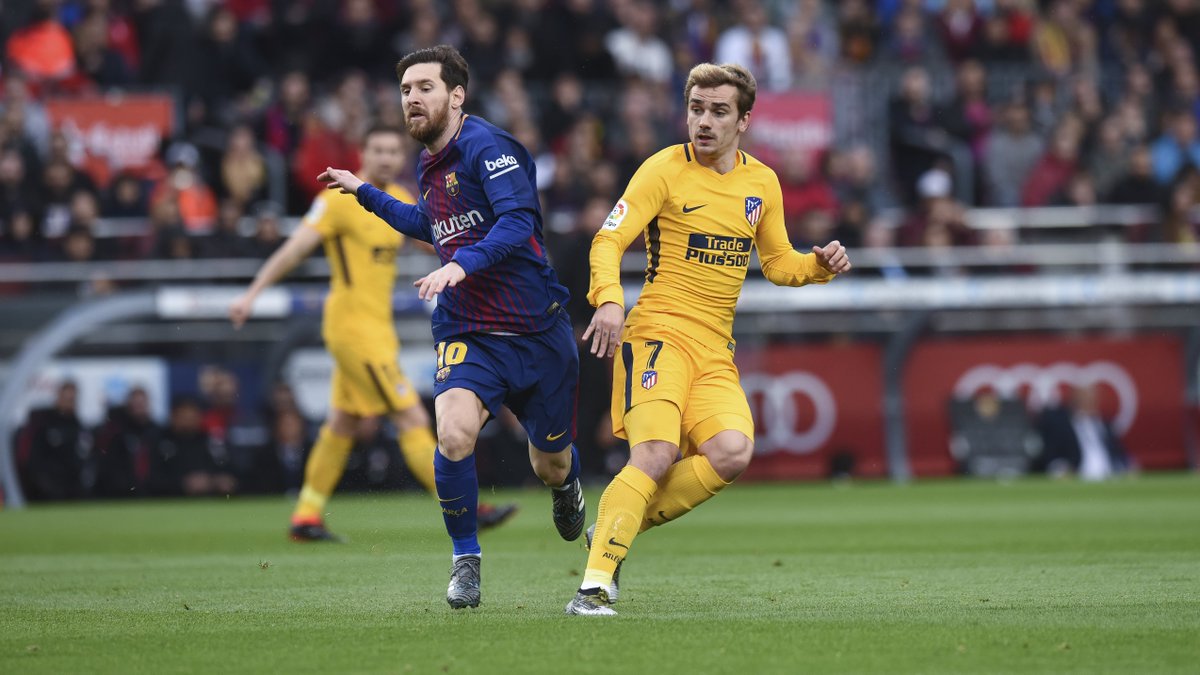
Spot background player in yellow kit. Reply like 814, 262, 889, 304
565, 64, 852, 615
229, 125, 516, 541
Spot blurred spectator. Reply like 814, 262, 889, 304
246, 407, 309, 494
152, 142, 217, 233
1107, 144, 1162, 205
714, 0, 792, 91
262, 70, 311, 159
149, 395, 237, 497
1150, 107, 1200, 185
40, 160, 97, 239
1157, 167, 1200, 244
102, 172, 149, 219
72, 8, 133, 87
1031, 0, 1098, 77
0, 210, 44, 265
888, 66, 972, 205
219, 125, 267, 207
944, 60, 993, 198
132, 0, 200, 89
1086, 116, 1133, 198
0, 149, 38, 221
1051, 171, 1098, 208
93, 387, 161, 498
1037, 384, 1131, 481
329, 0, 396, 81
833, 145, 892, 214
883, 7, 944, 65
17, 381, 88, 501
246, 202, 284, 258
194, 5, 264, 119
935, 0, 985, 63
897, 167, 976, 257
1020, 123, 1082, 207
779, 151, 838, 232
200, 200, 251, 258
198, 367, 269, 481
949, 388, 1042, 478
5, 0, 76, 83
605, 0, 673, 84
976, 6, 1030, 64
835, 0, 878, 65
786, 2, 838, 87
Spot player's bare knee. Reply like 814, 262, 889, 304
703, 432, 753, 482
530, 444, 571, 485
629, 439, 678, 481
436, 420, 477, 460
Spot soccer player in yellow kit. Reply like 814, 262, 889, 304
565, 64, 852, 615
230, 125, 516, 541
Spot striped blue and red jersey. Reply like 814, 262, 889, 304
356, 115, 569, 343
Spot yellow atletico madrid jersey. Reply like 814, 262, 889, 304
588, 143, 836, 346
300, 183, 415, 346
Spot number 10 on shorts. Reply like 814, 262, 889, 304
436, 341, 469, 369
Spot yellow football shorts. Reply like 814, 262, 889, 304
327, 339, 420, 417
611, 322, 754, 451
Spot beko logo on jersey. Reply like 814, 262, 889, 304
685, 233, 752, 267
433, 210, 484, 244
485, 154, 521, 178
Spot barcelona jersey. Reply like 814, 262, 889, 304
356, 115, 569, 343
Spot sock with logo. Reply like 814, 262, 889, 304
397, 425, 438, 494
551, 444, 581, 490
580, 466, 658, 592
638, 455, 730, 533
434, 449, 480, 556
291, 425, 354, 524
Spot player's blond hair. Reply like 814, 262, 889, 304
683, 63, 757, 117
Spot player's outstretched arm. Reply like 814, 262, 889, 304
755, 182, 846, 286
229, 225, 323, 329
318, 167, 433, 243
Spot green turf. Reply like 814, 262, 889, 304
2, 475, 1199, 674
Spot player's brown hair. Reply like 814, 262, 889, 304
683, 63, 757, 117
395, 44, 470, 94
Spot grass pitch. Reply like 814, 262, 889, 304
2, 475, 1198, 674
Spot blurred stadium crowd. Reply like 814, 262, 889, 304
1, 0, 1199, 278
4, 0, 1200, 498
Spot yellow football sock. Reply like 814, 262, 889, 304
397, 425, 438, 494
291, 425, 353, 523
639, 455, 730, 533
582, 466, 658, 590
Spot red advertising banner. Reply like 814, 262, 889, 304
46, 94, 174, 186
903, 335, 1187, 476
735, 343, 887, 480
743, 91, 832, 167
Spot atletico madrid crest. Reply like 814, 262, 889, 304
445, 172, 460, 197
744, 197, 763, 226
641, 370, 658, 390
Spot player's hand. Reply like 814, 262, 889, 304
414, 262, 466, 301
229, 293, 254, 329
582, 302, 625, 358
317, 167, 365, 195
812, 240, 851, 274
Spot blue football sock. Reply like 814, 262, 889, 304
434, 449, 480, 556
554, 444, 581, 489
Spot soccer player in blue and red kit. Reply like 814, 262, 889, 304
318, 45, 585, 609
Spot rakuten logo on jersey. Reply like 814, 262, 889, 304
433, 210, 484, 245
485, 154, 520, 177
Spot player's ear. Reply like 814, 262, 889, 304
738, 110, 751, 134
450, 85, 466, 111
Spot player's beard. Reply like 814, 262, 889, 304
406, 102, 451, 146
